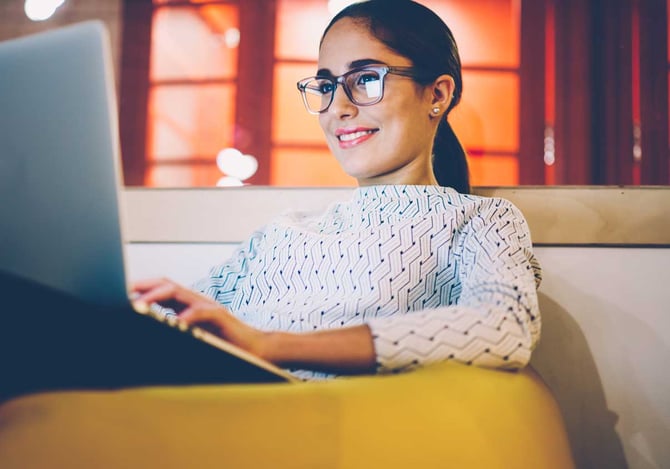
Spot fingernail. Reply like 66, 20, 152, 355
133, 301, 149, 313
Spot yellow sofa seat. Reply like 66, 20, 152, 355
0, 362, 574, 469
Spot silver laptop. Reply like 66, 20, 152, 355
0, 21, 128, 309
0, 21, 294, 383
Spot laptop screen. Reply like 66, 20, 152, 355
0, 21, 130, 309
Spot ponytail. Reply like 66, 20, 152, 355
433, 119, 470, 194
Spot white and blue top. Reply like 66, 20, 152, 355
194, 185, 542, 379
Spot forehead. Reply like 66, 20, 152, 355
318, 18, 410, 73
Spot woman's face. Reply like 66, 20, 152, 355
318, 18, 439, 186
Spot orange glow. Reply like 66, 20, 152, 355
275, 0, 330, 60
271, 148, 356, 187
545, 1, 555, 125
450, 71, 519, 152
422, 0, 519, 67
632, 1, 642, 185
632, 3, 641, 123
150, 6, 239, 81
146, 165, 221, 187
467, 155, 519, 186
153, 0, 225, 5
147, 84, 236, 160
545, 0, 556, 185
545, 161, 556, 186
198, 5, 236, 35
272, 63, 327, 145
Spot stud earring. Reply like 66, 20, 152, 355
431, 106, 440, 115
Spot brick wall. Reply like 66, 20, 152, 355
0, 0, 123, 82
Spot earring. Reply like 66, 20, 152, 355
431, 106, 440, 115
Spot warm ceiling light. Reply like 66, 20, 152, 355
24, 0, 66, 22
224, 28, 240, 49
216, 148, 258, 187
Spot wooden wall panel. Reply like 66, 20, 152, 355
123, 187, 670, 246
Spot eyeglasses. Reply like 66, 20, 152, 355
296, 65, 426, 114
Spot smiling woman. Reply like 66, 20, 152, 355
126, 0, 543, 380
0, 0, 544, 392
120, 0, 527, 187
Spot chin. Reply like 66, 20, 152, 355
346, 172, 388, 185
339, 162, 376, 179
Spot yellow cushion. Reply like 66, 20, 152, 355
0, 363, 574, 468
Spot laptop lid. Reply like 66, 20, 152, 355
0, 21, 130, 310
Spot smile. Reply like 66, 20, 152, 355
335, 128, 378, 148
338, 130, 375, 142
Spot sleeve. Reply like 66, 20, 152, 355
366, 199, 542, 373
190, 228, 266, 309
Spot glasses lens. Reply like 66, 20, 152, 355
301, 78, 335, 113
345, 69, 383, 105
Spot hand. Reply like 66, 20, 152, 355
130, 278, 268, 359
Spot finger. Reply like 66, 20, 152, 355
179, 305, 228, 335
139, 284, 214, 312
169, 288, 218, 309
179, 304, 222, 325
135, 282, 183, 306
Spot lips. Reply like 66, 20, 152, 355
335, 127, 379, 148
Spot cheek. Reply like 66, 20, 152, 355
318, 115, 328, 133
386, 116, 434, 160
385, 112, 425, 142
382, 93, 428, 134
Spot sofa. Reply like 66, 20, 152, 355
0, 361, 573, 468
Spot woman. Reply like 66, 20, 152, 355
132, 0, 542, 379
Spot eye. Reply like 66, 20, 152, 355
319, 81, 335, 94
302, 78, 334, 96
347, 69, 383, 100
312, 79, 334, 95
354, 71, 380, 86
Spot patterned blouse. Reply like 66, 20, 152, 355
194, 185, 542, 379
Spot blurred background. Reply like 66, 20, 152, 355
0, 0, 668, 188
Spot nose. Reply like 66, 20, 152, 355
327, 83, 357, 118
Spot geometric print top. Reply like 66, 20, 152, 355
193, 184, 542, 380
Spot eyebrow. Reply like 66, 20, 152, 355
316, 58, 388, 77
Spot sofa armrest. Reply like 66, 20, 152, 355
0, 362, 574, 468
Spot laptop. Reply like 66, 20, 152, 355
0, 21, 295, 391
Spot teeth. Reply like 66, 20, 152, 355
338, 130, 373, 142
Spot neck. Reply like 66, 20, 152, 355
356, 160, 438, 187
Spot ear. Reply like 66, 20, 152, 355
428, 74, 456, 117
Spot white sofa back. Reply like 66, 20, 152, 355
122, 187, 670, 469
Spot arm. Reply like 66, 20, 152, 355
263, 324, 376, 374
367, 200, 542, 373
131, 278, 376, 374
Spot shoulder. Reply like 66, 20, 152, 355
438, 190, 525, 221
424, 188, 526, 225
452, 194, 534, 251
420, 189, 529, 243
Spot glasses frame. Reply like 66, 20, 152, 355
296, 65, 429, 115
